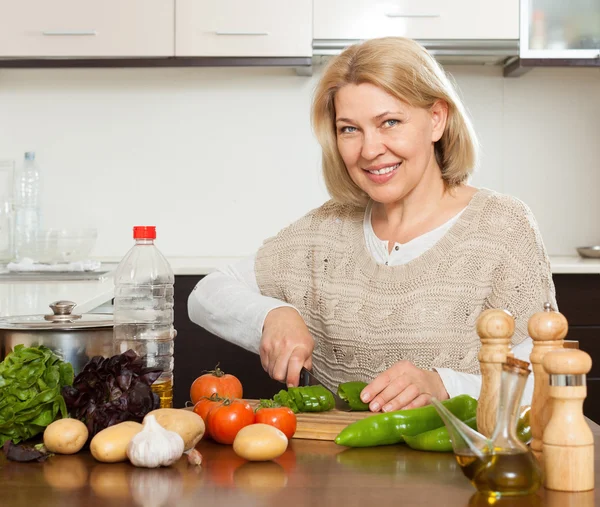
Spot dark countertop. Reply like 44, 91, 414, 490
0, 422, 598, 507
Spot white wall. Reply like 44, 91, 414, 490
0, 64, 598, 258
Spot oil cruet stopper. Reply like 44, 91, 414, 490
528, 302, 568, 462
542, 348, 594, 492
476, 309, 514, 437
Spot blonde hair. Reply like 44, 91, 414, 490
312, 37, 479, 206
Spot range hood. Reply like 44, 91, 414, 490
312, 39, 520, 66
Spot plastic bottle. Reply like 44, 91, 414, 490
13, 151, 42, 261
113, 226, 176, 408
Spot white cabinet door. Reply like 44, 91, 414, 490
176, 0, 312, 57
0, 0, 174, 57
314, 0, 519, 41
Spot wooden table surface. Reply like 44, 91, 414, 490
1, 422, 599, 507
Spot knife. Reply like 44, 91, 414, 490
300, 367, 352, 412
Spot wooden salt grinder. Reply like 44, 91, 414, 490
542, 348, 594, 492
528, 302, 568, 462
476, 308, 515, 437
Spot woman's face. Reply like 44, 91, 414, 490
334, 83, 447, 204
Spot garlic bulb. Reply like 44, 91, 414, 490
127, 415, 184, 468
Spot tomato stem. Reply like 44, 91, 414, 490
202, 362, 225, 377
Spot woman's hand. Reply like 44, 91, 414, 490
360, 361, 449, 412
260, 307, 314, 387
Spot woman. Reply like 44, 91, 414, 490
188, 37, 555, 412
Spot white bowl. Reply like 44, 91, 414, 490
577, 246, 600, 259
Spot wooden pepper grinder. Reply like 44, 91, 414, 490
542, 348, 594, 492
528, 302, 568, 462
476, 308, 515, 437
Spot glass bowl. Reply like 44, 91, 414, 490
15, 228, 98, 264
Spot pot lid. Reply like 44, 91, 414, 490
0, 300, 114, 330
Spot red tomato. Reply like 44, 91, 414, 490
193, 395, 222, 439
190, 365, 243, 405
207, 400, 255, 445
255, 407, 297, 440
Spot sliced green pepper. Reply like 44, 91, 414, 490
271, 386, 335, 413
334, 394, 477, 448
337, 381, 369, 411
273, 390, 298, 413
403, 405, 532, 452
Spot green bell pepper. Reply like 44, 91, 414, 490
403, 416, 478, 452
334, 394, 477, 448
337, 381, 370, 411
403, 405, 532, 452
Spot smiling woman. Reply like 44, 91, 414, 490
188, 37, 556, 414
312, 36, 477, 208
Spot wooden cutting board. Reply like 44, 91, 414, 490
246, 399, 376, 441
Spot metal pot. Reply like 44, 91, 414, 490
0, 300, 114, 374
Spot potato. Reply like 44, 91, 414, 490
145, 408, 205, 451
90, 421, 143, 463
233, 423, 288, 462
43, 418, 89, 454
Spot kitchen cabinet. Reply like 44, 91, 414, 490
175, 0, 312, 57
313, 0, 519, 42
520, 0, 600, 58
173, 274, 600, 422
0, 0, 174, 58
553, 274, 600, 423
505, 0, 600, 76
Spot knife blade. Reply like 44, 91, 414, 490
300, 367, 352, 412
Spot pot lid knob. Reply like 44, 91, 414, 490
44, 300, 83, 322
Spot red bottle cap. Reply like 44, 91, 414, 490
133, 226, 156, 240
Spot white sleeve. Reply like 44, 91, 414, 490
187, 254, 295, 354
434, 337, 534, 404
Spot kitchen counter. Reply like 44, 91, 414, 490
1, 255, 598, 318
0, 422, 598, 507
99, 255, 600, 276
0, 275, 115, 318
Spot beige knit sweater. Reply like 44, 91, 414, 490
255, 188, 556, 391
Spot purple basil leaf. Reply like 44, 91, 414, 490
117, 369, 133, 391
138, 368, 163, 386
3, 441, 50, 462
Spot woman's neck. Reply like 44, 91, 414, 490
371, 162, 448, 234
370, 167, 476, 247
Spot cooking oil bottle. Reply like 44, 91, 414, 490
431, 356, 543, 497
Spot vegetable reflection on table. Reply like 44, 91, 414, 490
42, 454, 89, 490
336, 445, 461, 482
233, 461, 288, 497
129, 466, 184, 507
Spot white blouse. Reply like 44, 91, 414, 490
188, 201, 534, 404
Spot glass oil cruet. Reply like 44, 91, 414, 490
431, 356, 543, 497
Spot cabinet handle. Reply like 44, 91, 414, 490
385, 13, 440, 18
42, 31, 97, 36
215, 31, 269, 36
